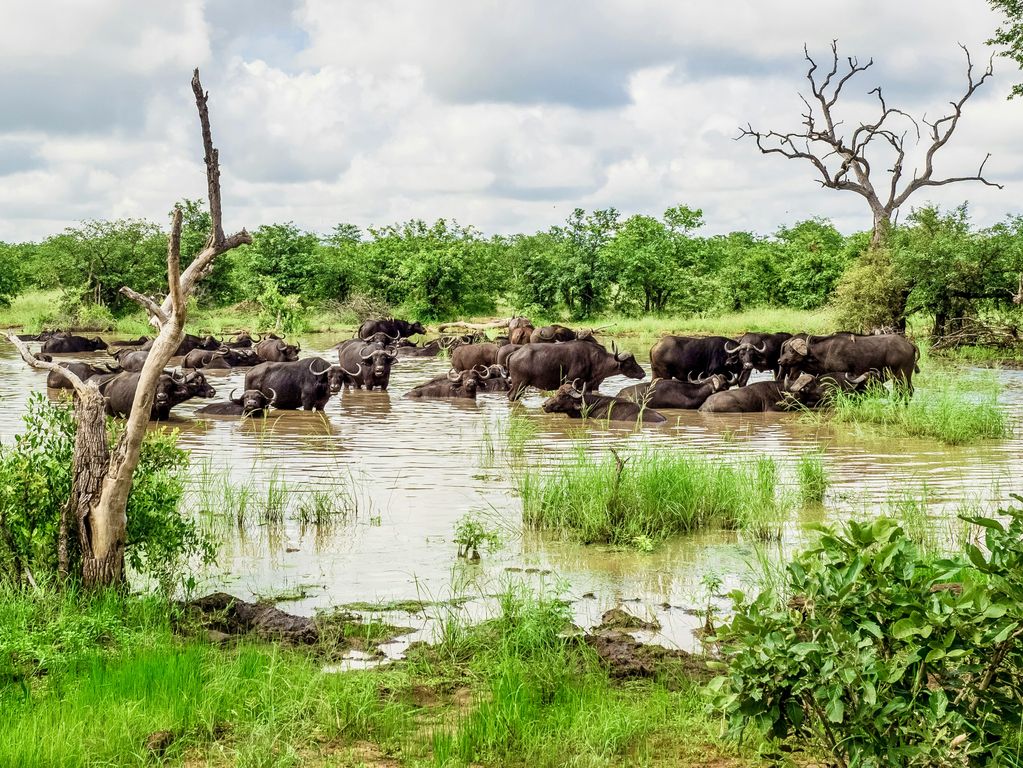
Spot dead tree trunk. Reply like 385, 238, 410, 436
5, 69, 250, 589
738, 42, 1002, 249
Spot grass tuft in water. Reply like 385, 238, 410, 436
796, 451, 829, 505
518, 446, 784, 546
818, 374, 1011, 446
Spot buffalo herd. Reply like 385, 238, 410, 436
17, 321, 919, 426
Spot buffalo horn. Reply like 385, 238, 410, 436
339, 363, 361, 377
447, 369, 461, 381
266, 387, 278, 405
359, 345, 375, 359
229, 388, 241, 404
308, 359, 330, 375
475, 365, 491, 379
753, 340, 768, 353
851, 371, 871, 385
723, 341, 740, 353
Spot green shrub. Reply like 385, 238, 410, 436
710, 508, 1023, 767
833, 245, 910, 331
796, 451, 828, 504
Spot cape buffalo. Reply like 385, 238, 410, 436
358, 318, 426, 340
100, 370, 215, 420
225, 332, 254, 348
778, 333, 920, 395
618, 374, 731, 410
41, 334, 108, 353
542, 384, 667, 424
109, 335, 151, 347
698, 381, 798, 413
529, 324, 577, 344
245, 358, 343, 410
507, 341, 644, 400
786, 370, 881, 404
195, 388, 275, 417
141, 333, 220, 356
475, 365, 511, 392
395, 339, 443, 357
337, 341, 397, 390
255, 337, 300, 363
113, 349, 150, 372
649, 336, 742, 382
182, 347, 259, 369
46, 361, 120, 389
497, 343, 524, 368
724, 332, 794, 385
451, 343, 500, 371
404, 369, 481, 400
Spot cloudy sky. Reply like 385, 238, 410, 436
2, 0, 1020, 242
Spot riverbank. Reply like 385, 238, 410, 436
1, 586, 771, 768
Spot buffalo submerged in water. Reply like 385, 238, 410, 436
245, 358, 343, 410
542, 383, 667, 424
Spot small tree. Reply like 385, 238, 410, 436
739, 41, 1001, 248
988, 0, 1023, 98
6, 70, 251, 588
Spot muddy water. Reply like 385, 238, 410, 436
2, 334, 1022, 652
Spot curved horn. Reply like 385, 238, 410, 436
723, 341, 739, 353
753, 341, 768, 353
851, 371, 871, 385
229, 388, 242, 404
474, 365, 491, 379
447, 369, 461, 381
266, 387, 278, 405
308, 359, 330, 375
360, 345, 376, 359
338, 363, 362, 377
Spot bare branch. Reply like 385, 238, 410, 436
4, 333, 91, 391
119, 287, 168, 325
191, 69, 224, 247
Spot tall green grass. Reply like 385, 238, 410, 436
824, 378, 1010, 445
796, 451, 829, 504
518, 447, 784, 546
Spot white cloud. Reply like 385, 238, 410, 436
0, 0, 1020, 243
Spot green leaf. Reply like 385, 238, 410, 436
961, 515, 1004, 532
826, 695, 845, 723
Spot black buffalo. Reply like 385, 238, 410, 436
337, 341, 397, 390
182, 347, 260, 369
529, 324, 577, 344
46, 362, 120, 389
255, 337, 300, 363
451, 343, 500, 371
475, 365, 511, 392
497, 343, 524, 368
724, 332, 793, 385
542, 384, 667, 424
649, 336, 742, 382
245, 358, 343, 411
778, 333, 920, 395
395, 339, 443, 357
698, 381, 796, 413
507, 341, 644, 400
225, 332, 255, 348
41, 334, 108, 353
405, 369, 481, 400
141, 333, 220, 356
100, 370, 215, 420
786, 370, 881, 404
113, 349, 150, 372
618, 374, 731, 410
195, 388, 275, 417
109, 335, 151, 347
358, 318, 426, 340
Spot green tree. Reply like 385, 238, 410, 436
42, 219, 168, 314
776, 218, 850, 309
555, 207, 619, 318
0, 242, 25, 306
989, 0, 1023, 98
508, 231, 564, 315
241, 222, 321, 297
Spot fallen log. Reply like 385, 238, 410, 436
437, 318, 517, 332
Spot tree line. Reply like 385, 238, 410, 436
1, 200, 1022, 336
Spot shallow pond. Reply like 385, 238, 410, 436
2, 333, 1021, 653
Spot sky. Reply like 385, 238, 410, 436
1, 0, 1021, 243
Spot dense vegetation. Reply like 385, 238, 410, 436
3, 201, 1021, 337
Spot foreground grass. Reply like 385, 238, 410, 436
519, 446, 785, 546
0, 585, 766, 768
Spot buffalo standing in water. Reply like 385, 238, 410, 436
451, 343, 500, 371
98, 370, 215, 420
507, 341, 644, 400
618, 373, 732, 410
395, 339, 443, 357
46, 361, 120, 390
245, 358, 343, 410
337, 341, 397, 390
778, 333, 920, 395
542, 383, 667, 424
358, 318, 426, 340
649, 335, 742, 383
255, 337, 300, 363
724, 332, 794, 385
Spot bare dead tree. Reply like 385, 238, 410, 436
738, 42, 1002, 247
5, 69, 251, 588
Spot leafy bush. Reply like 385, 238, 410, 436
833, 245, 911, 331
0, 394, 214, 591
710, 509, 1023, 767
